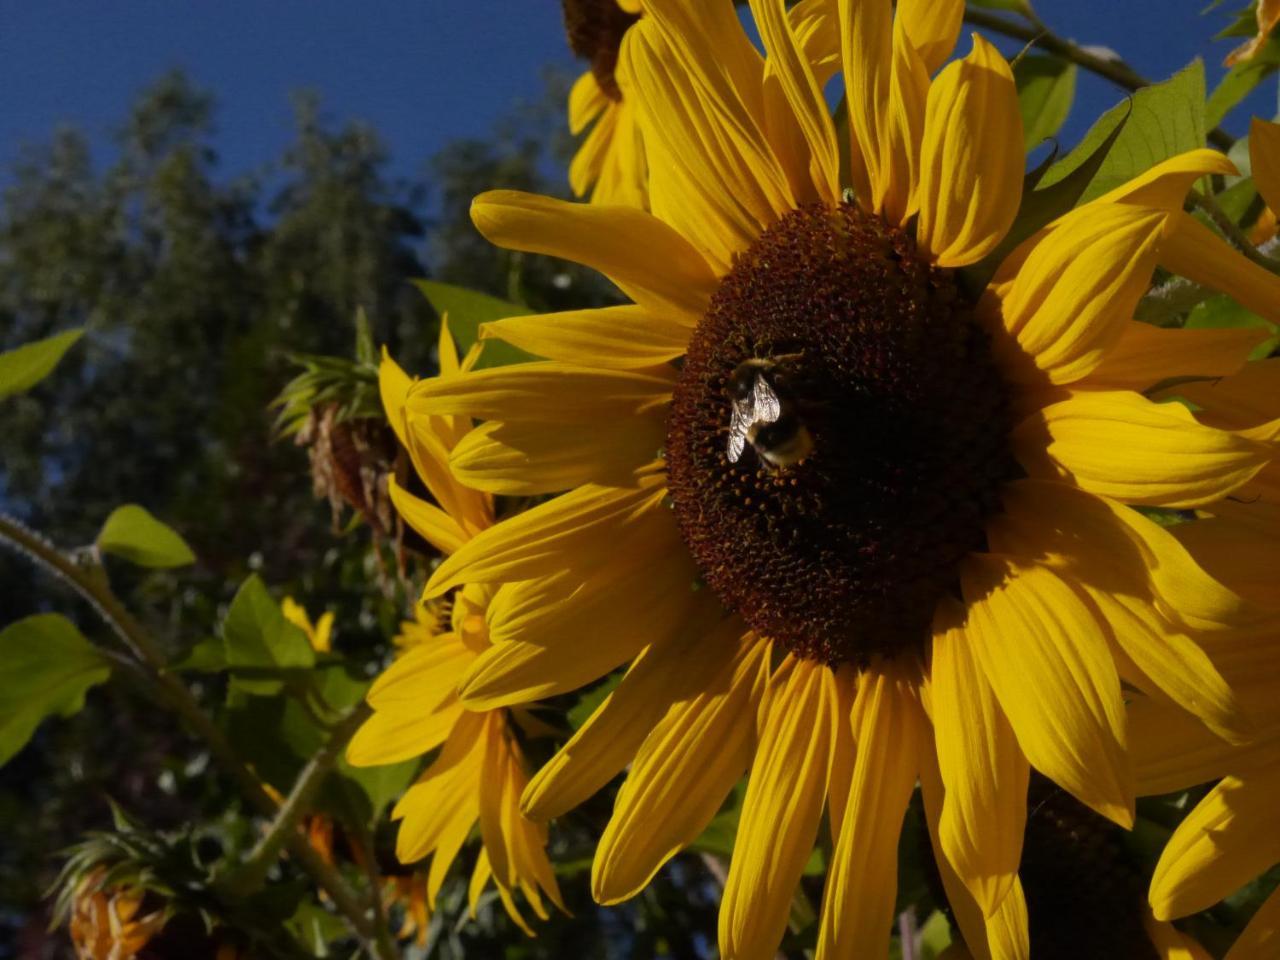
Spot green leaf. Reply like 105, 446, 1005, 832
1015, 56, 1077, 151
96, 504, 195, 568
1038, 59, 1207, 204
221, 575, 315, 695
0, 614, 111, 766
0, 328, 84, 401
1208, 39, 1280, 127
412, 279, 540, 369
1186, 294, 1280, 358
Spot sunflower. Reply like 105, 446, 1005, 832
281, 596, 334, 654
344, 324, 565, 935
564, 0, 837, 208
405, 2, 1280, 956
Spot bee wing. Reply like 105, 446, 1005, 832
752, 375, 782, 424
727, 399, 751, 462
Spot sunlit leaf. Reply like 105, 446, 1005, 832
97, 504, 196, 568
0, 328, 83, 401
222, 575, 315, 695
0, 615, 111, 766
1015, 56, 1077, 151
412, 279, 540, 369
1038, 59, 1207, 204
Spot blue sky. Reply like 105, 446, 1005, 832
0, 1, 1270, 188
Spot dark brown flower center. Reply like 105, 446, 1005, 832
665, 202, 1015, 667
561, 0, 640, 101
1018, 778, 1160, 960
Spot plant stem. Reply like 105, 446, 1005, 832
0, 514, 391, 959
224, 702, 371, 896
1190, 190, 1280, 272
963, 7, 1235, 151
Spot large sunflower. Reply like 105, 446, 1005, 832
406, 2, 1280, 956
345, 324, 564, 934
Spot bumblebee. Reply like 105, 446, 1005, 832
726, 357, 814, 468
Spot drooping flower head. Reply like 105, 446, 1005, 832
405, 2, 1280, 956
346, 322, 564, 934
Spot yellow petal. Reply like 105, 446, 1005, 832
748, 0, 840, 204
1084, 321, 1269, 392
1097, 150, 1236, 211
460, 545, 702, 709
470, 190, 717, 321
881, 13, 930, 225
586, 97, 649, 209
816, 667, 925, 960
449, 414, 664, 496
521, 608, 741, 820
984, 877, 1031, 960
898, 0, 963, 73
1226, 883, 1280, 960
916, 34, 1023, 267
1176, 358, 1280, 429
791, 0, 841, 84
992, 479, 1253, 633
591, 636, 768, 904
391, 713, 485, 863
837, 0, 892, 212
481, 304, 692, 364
569, 99, 620, 199
402, 412, 492, 536
408, 361, 674, 424
961, 554, 1134, 827
1173, 514, 1280, 609
996, 206, 1168, 384
1252, 117, 1280, 214
346, 697, 463, 767
379, 348, 413, 451
1014, 390, 1277, 508
931, 602, 1028, 916
1150, 767, 1280, 919
366, 633, 475, 711
1161, 212, 1280, 327
423, 476, 668, 598
1082, 583, 1247, 743
620, 10, 792, 271
388, 476, 469, 555
568, 70, 608, 136
720, 657, 838, 960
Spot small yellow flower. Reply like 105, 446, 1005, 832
346, 324, 564, 934
281, 596, 334, 654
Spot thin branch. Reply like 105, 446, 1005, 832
964, 7, 1235, 151
0, 514, 391, 959
1190, 190, 1280, 273
223, 702, 371, 896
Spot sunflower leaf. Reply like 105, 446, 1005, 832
221, 575, 315, 695
412, 280, 540, 369
1015, 56, 1077, 152
97, 504, 196, 568
1037, 59, 1207, 204
0, 614, 111, 767
0, 328, 84, 401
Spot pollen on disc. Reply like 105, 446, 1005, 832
664, 202, 1016, 667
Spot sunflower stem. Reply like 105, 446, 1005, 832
963, 7, 1235, 151
0, 513, 390, 959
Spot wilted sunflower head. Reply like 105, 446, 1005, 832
403, 1, 1280, 957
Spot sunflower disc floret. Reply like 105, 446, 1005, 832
666, 202, 1016, 666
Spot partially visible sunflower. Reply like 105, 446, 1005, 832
1241, 117, 1280, 245
563, 0, 838, 208
68, 870, 167, 960
1130, 322, 1280, 958
403, 2, 1280, 956
345, 323, 565, 935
